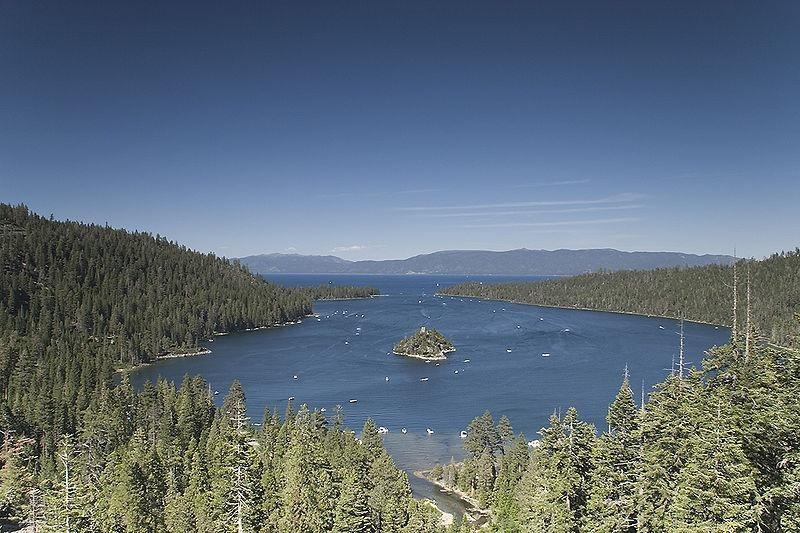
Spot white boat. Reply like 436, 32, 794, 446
460, 431, 468, 439
385, 376, 389, 382
288, 396, 295, 401
454, 370, 459, 374
435, 363, 440, 366
378, 426, 389, 434
420, 377, 429, 382
542, 353, 550, 357
562, 328, 570, 333
349, 399, 358, 403
506, 348, 512, 353
320, 407, 326, 412
293, 375, 298, 380
463, 359, 470, 363
401, 427, 408, 434
516, 325, 521, 328
539, 317, 544, 321
213, 390, 219, 395
426, 428, 434, 435
344, 341, 349, 345
659, 325, 665, 329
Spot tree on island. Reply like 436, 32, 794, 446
393, 327, 455, 360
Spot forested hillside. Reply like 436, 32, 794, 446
2, 204, 434, 532
433, 335, 800, 531
442, 250, 800, 345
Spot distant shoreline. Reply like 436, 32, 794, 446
437, 293, 730, 329
122, 293, 381, 373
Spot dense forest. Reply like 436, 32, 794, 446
2, 204, 435, 532
0, 375, 445, 532
432, 332, 800, 532
441, 250, 800, 345
393, 327, 455, 359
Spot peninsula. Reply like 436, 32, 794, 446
393, 327, 455, 360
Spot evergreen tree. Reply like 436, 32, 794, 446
584, 373, 640, 532
333, 468, 375, 532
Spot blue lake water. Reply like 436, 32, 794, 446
133, 274, 730, 517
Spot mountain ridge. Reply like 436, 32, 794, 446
238, 248, 734, 276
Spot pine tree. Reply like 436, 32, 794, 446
665, 403, 758, 532
584, 373, 639, 532
516, 409, 595, 533
333, 468, 375, 532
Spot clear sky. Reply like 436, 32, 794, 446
2, 1, 798, 260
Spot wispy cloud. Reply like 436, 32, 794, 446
396, 192, 645, 212
319, 188, 440, 199
453, 216, 641, 229
418, 204, 644, 218
512, 179, 591, 188
331, 244, 386, 253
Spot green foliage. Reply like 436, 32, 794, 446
393, 327, 455, 358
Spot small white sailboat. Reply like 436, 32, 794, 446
460, 431, 468, 439
378, 426, 389, 434
213, 390, 219, 396
288, 396, 295, 401
349, 399, 358, 403
454, 370, 459, 374
506, 348, 512, 353
541, 353, 551, 357
658, 325, 665, 329
426, 428, 435, 435
401, 427, 408, 434
293, 375, 298, 380
539, 317, 544, 321
344, 341, 349, 345
463, 359, 470, 363
420, 377, 429, 382
320, 407, 326, 412
385, 376, 389, 382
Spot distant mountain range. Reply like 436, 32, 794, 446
237, 249, 734, 276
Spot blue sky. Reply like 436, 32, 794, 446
2, 1, 798, 260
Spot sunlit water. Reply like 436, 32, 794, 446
133, 274, 730, 518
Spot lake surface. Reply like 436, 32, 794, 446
133, 274, 730, 518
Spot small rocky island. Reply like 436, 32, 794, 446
393, 326, 455, 360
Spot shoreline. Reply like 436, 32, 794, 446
437, 293, 730, 329
119, 291, 381, 374
414, 470, 491, 526
393, 347, 455, 361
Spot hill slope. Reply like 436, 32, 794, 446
441, 250, 800, 345
240, 248, 734, 276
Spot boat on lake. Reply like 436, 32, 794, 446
542, 353, 550, 357
426, 428, 434, 435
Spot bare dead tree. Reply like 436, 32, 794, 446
678, 318, 685, 379
746, 264, 753, 360
732, 250, 739, 343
